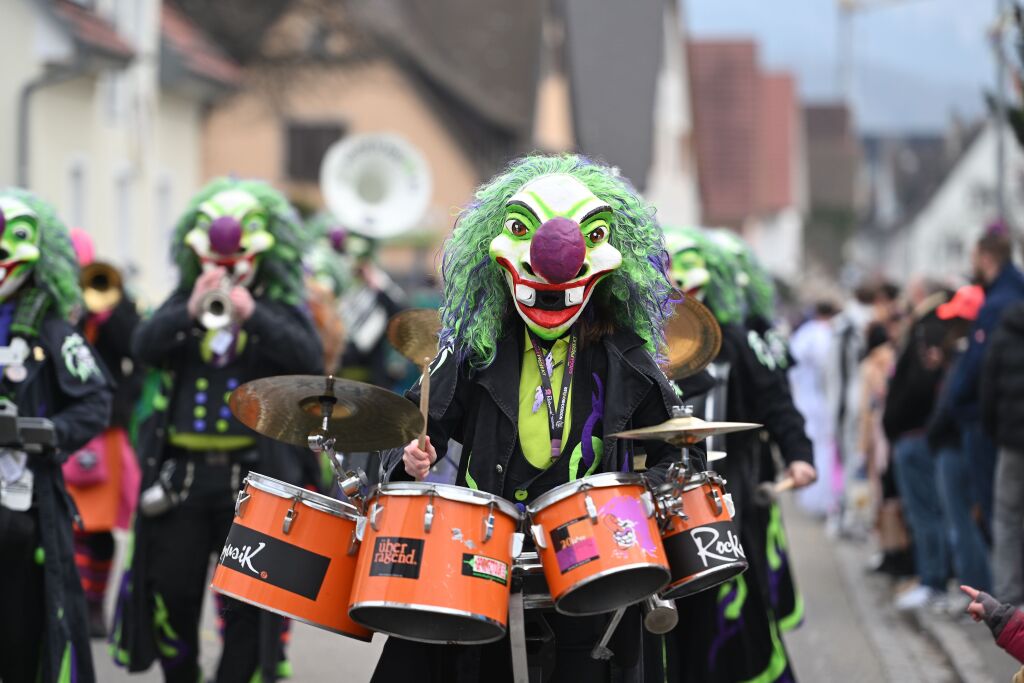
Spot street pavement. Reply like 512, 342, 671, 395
92, 500, 1020, 682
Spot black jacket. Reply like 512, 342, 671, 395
385, 327, 686, 490
981, 300, 1024, 451
883, 309, 946, 441
113, 291, 323, 672
4, 313, 113, 683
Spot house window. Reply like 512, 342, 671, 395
285, 122, 346, 182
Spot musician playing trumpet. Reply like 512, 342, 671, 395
112, 179, 323, 683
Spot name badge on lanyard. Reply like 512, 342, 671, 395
528, 329, 578, 461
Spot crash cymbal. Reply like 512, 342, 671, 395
614, 415, 760, 446
387, 308, 441, 365
662, 297, 722, 380
229, 375, 422, 451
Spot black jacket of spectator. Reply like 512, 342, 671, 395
883, 308, 946, 441
981, 300, 1024, 451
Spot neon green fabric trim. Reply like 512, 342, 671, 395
779, 591, 805, 632
464, 453, 479, 490
168, 429, 255, 451
739, 618, 790, 683
58, 643, 72, 683
718, 575, 748, 620
518, 330, 572, 469
766, 503, 785, 570
34, 546, 45, 565
153, 593, 182, 659
568, 436, 603, 481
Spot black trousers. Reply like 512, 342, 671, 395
145, 459, 260, 683
0, 507, 45, 683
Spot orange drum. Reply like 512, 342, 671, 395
211, 472, 371, 641
348, 482, 522, 644
527, 472, 670, 616
657, 471, 747, 600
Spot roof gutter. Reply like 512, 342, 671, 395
17, 63, 87, 187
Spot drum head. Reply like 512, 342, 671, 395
555, 565, 670, 616
348, 603, 506, 645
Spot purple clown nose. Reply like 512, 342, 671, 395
530, 217, 586, 284
328, 226, 347, 253
208, 216, 242, 255
0, 207, 6, 238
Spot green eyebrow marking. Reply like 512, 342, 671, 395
525, 191, 556, 221
565, 196, 599, 220
579, 207, 613, 226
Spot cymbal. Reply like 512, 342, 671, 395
387, 308, 441, 365
662, 297, 722, 380
229, 375, 422, 451
614, 415, 760, 446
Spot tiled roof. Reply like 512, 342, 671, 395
756, 72, 798, 213
689, 40, 760, 226
161, 1, 241, 88
52, 0, 134, 61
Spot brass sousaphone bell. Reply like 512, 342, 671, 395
81, 261, 123, 314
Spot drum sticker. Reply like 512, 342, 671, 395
599, 496, 659, 558
369, 536, 424, 579
218, 525, 331, 601
550, 516, 600, 574
664, 521, 746, 582
461, 553, 509, 586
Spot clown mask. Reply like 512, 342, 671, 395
489, 174, 622, 340
0, 198, 41, 302
185, 189, 275, 287
664, 232, 710, 300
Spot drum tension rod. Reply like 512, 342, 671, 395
483, 502, 495, 543
424, 490, 435, 533
283, 497, 299, 534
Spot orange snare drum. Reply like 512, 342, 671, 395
527, 472, 670, 616
211, 473, 371, 641
348, 482, 522, 644
657, 471, 747, 600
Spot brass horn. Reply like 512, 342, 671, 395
198, 276, 235, 330
81, 261, 123, 314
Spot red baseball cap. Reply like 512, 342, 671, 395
936, 285, 984, 321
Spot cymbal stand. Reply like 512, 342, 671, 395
306, 376, 367, 509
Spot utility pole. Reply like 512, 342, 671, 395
836, 0, 927, 103
994, 0, 1009, 224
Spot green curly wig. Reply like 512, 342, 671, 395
0, 187, 81, 320
171, 178, 305, 305
440, 154, 675, 368
302, 212, 352, 297
708, 228, 777, 323
664, 225, 744, 326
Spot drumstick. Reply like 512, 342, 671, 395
773, 476, 796, 494
418, 359, 431, 451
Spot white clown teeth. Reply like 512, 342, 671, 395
565, 286, 585, 306
515, 283, 537, 305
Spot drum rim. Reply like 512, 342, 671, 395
660, 560, 749, 600
371, 481, 521, 520
526, 471, 646, 513
551, 560, 671, 616
211, 585, 373, 642
245, 472, 360, 520
348, 600, 507, 645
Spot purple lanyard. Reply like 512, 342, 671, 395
528, 329, 578, 460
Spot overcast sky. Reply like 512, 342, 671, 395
686, 0, 997, 132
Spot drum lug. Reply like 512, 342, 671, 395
283, 498, 299, 535
708, 488, 723, 516
356, 515, 367, 541
482, 502, 495, 543
347, 528, 361, 556
641, 491, 656, 519
585, 492, 598, 524
424, 493, 435, 533
234, 491, 251, 518
370, 502, 383, 531
530, 523, 548, 550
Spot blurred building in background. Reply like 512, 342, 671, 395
0, 0, 238, 304
687, 39, 808, 284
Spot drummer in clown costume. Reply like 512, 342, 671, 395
656, 226, 814, 683
376, 155, 690, 681
112, 178, 323, 683
0, 188, 113, 683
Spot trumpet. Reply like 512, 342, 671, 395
198, 276, 235, 330
81, 261, 123, 314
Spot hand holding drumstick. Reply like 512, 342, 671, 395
403, 437, 437, 481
